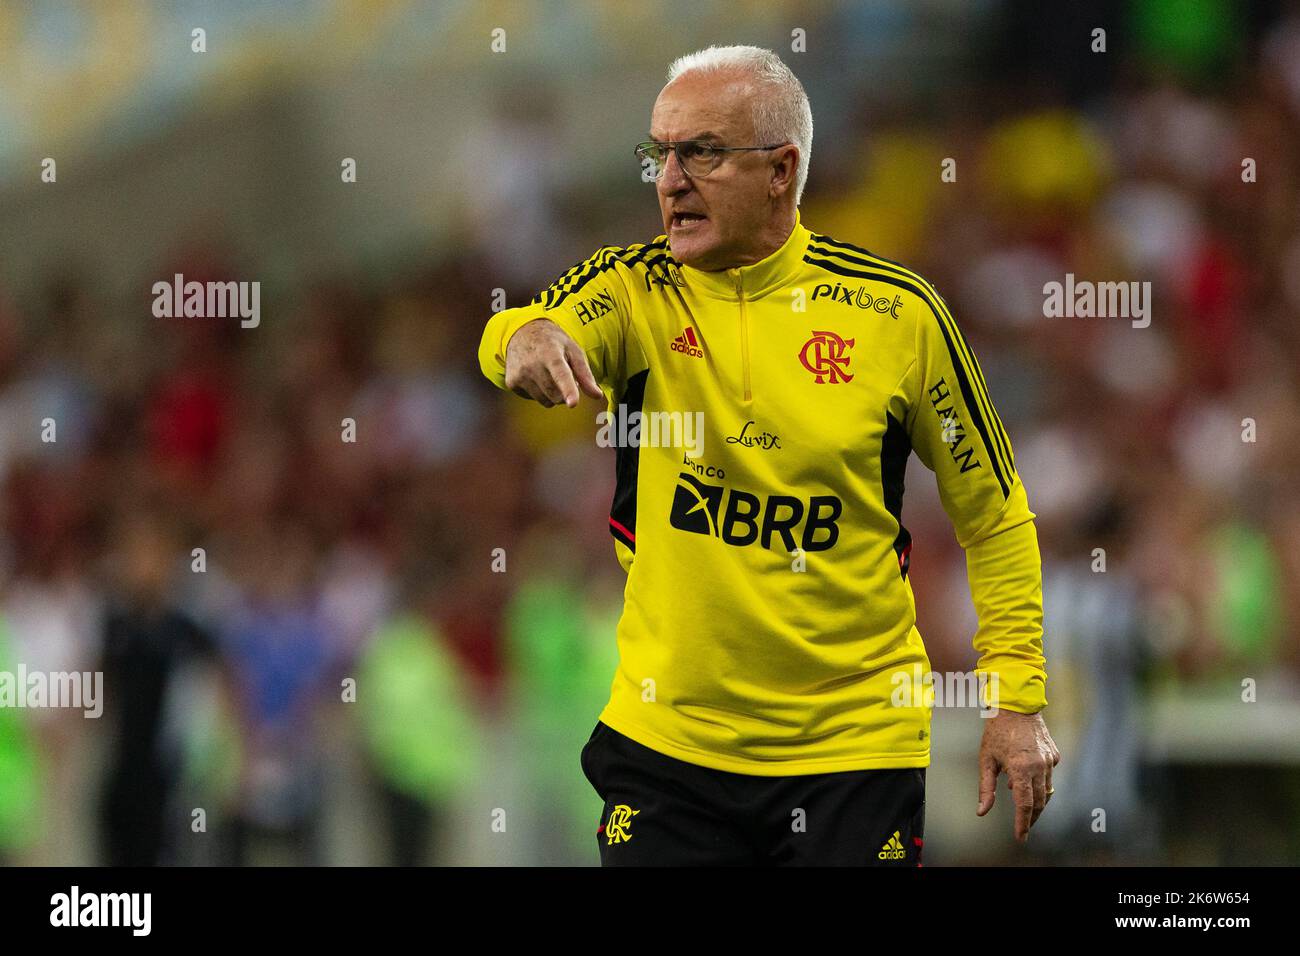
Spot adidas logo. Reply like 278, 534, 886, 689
877, 830, 907, 861
670, 327, 704, 358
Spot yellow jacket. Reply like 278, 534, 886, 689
479, 209, 1046, 774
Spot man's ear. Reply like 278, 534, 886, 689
769, 145, 798, 199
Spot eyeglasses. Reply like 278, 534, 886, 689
634, 140, 789, 181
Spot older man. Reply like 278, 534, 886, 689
478, 44, 1060, 866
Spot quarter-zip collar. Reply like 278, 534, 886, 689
676, 208, 811, 300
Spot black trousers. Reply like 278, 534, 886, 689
581, 721, 925, 866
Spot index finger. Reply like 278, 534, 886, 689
1010, 767, 1035, 843
566, 343, 604, 401
545, 357, 581, 407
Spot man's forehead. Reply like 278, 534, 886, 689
650, 75, 753, 139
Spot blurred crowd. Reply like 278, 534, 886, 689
1, 0, 1298, 866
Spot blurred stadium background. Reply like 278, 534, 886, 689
0, 0, 1298, 866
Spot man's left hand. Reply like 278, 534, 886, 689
975, 709, 1061, 843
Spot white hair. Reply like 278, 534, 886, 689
665, 45, 813, 205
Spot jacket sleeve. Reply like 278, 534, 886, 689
904, 290, 1047, 714
478, 245, 634, 394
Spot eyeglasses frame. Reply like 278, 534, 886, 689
633, 140, 791, 180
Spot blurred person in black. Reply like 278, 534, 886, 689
97, 510, 221, 866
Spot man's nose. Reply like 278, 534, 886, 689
658, 148, 691, 194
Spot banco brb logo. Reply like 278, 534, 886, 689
669, 473, 842, 551
799, 330, 855, 383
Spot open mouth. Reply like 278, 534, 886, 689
671, 212, 707, 228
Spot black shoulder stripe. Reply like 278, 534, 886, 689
552, 246, 614, 291
545, 240, 674, 310
805, 252, 1011, 499
807, 238, 1017, 479
809, 232, 912, 271
623, 238, 673, 276
547, 246, 623, 309
633, 249, 676, 283
942, 303, 1016, 473
533, 251, 602, 308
